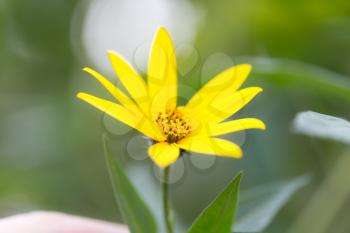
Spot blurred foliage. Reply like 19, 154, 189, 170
1, 0, 350, 233
193, 0, 350, 74
0, 0, 119, 221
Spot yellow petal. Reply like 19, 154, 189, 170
148, 27, 177, 117
148, 142, 180, 168
77, 92, 139, 127
108, 51, 150, 114
191, 87, 263, 124
177, 137, 242, 158
209, 118, 266, 136
82, 67, 142, 116
186, 64, 252, 113
77, 92, 165, 141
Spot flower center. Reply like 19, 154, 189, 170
155, 109, 192, 143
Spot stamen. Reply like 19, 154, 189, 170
155, 109, 192, 143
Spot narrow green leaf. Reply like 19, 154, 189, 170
237, 56, 350, 101
293, 111, 350, 145
187, 172, 242, 233
233, 175, 310, 232
102, 135, 158, 233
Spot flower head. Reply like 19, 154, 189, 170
77, 27, 265, 168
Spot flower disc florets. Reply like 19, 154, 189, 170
155, 108, 192, 143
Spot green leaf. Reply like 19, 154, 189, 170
237, 56, 350, 101
102, 134, 158, 233
187, 172, 242, 233
233, 175, 310, 232
293, 111, 350, 145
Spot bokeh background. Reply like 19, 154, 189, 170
1, 0, 350, 232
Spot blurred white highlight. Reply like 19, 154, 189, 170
82, 0, 200, 73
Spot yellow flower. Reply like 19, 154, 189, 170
77, 27, 265, 168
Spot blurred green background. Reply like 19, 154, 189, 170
1, 0, 350, 232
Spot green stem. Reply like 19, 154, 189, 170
163, 167, 173, 233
